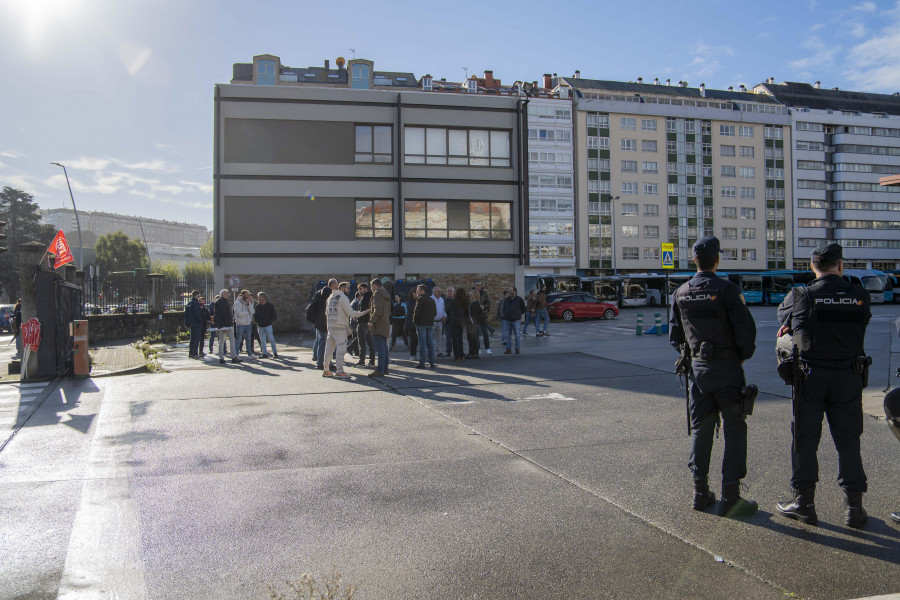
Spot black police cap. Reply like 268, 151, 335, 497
812, 242, 842, 262
693, 236, 723, 259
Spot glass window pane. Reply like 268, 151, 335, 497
491, 203, 511, 238
373, 126, 391, 154
449, 130, 467, 156
405, 127, 425, 155
426, 128, 446, 156
426, 228, 448, 238
355, 154, 373, 162
448, 229, 469, 239
448, 202, 469, 230
356, 228, 373, 238
355, 126, 372, 153
426, 201, 447, 231
490, 158, 510, 167
426, 156, 448, 165
469, 130, 489, 165
406, 229, 426, 238
470, 202, 490, 230
490, 131, 510, 158
373, 200, 392, 231
404, 200, 426, 230
448, 156, 467, 165
355, 200, 372, 229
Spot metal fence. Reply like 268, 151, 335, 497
83, 274, 217, 314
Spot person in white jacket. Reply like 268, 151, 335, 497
324, 281, 370, 378
233, 289, 257, 359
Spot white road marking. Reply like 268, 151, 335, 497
57, 380, 148, 599
515, 392, 576, 402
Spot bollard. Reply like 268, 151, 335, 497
655, 313, 662, 335
636, 313, 643, 336
72, 320, 90, 378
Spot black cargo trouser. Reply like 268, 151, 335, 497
688, 360, 748, 486
792, 366, 867, 492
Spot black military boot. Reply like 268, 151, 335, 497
692, 477, 716, 511
718, 481, 758, 517
776, 488, 818, 525
843, 489, 868, 529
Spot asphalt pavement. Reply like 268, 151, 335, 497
1, 304, 899, 600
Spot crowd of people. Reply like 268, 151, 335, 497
183, 288, 279, 364
177, 279, 547, 375
305, 279, 544, 378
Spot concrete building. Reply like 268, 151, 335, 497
525, 83, 576, 277
40, 208, 210, 268
557, 77, 793, 273
754, 81, 900, 270
216, 58, 529, 329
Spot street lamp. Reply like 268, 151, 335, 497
50, 162, 84, 270
609, 195, 620, 275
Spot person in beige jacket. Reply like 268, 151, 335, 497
323, 282, 370, 378
368, 279, 392, 377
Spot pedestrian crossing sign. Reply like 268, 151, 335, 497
661, 243, 674, 269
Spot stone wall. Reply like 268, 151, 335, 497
226, 272, 515, 331
87, 312, 185, 342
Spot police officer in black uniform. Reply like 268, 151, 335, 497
775, 243, 871, 528
885, 387, 900, 525
670, 236, 758, 517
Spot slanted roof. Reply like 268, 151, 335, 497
561, 77, 781, 105
281, 66, 348, 84
758, 81, 900, 115
373, 71, 418, 87
232, 63, 253, 82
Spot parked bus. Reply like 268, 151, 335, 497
728, 272, 764, 304
579, 276, 620, 304
874, 270, 898, 303
843, 269, 885, 303
617, 274, 665, 307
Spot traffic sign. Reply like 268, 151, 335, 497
661, 243, 675, 270
227, 276, 241, 289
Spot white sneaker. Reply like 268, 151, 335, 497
486, 349, 492, 355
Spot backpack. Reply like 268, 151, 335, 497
183, 303, 191, 327
305, 292, 320, 323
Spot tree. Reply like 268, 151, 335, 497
199, 235, 214, 259
0, 187, 57, 300
155, 261, 181, 279
94, 231, 149, 277
183, 260, 213, 279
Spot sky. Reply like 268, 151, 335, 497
2, 0, 900, 230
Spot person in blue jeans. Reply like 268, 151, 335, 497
254, 292, 279, 358
521, 290, 536, 335
500, 287, 526, 354
412, 284, 437, 369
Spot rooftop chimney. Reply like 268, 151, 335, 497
637, 77, 643, 84
680, 81, 688, 87
700, 83, 706, 97
815, 81, 821, 89
740, 84, 746, 92
574, 70, 580, 79
543, 73, 552, 89
767, 77, 774, 84
728, 86, 734, 91
325, 59, 329, 70
833, 87, 839, 91
654, 77, 660, 85
666, 78, 671, 86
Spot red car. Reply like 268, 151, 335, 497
548, 293, 618, 321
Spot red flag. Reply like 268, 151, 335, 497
47, 230, 75, 269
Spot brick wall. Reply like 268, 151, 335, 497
226, 272, 514, 331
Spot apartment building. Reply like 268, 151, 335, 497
558, 77, 793, 273
217, 57, 528, 329
526, 89, 575, 277
755, 81, 900, 270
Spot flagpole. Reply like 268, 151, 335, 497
50, 162, 83, 270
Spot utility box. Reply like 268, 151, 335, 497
71, 320, 90, 378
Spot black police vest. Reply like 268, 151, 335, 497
675, 277, 736, 355
794, 278, 867, 361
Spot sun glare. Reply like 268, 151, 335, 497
7, 0, 79, 43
